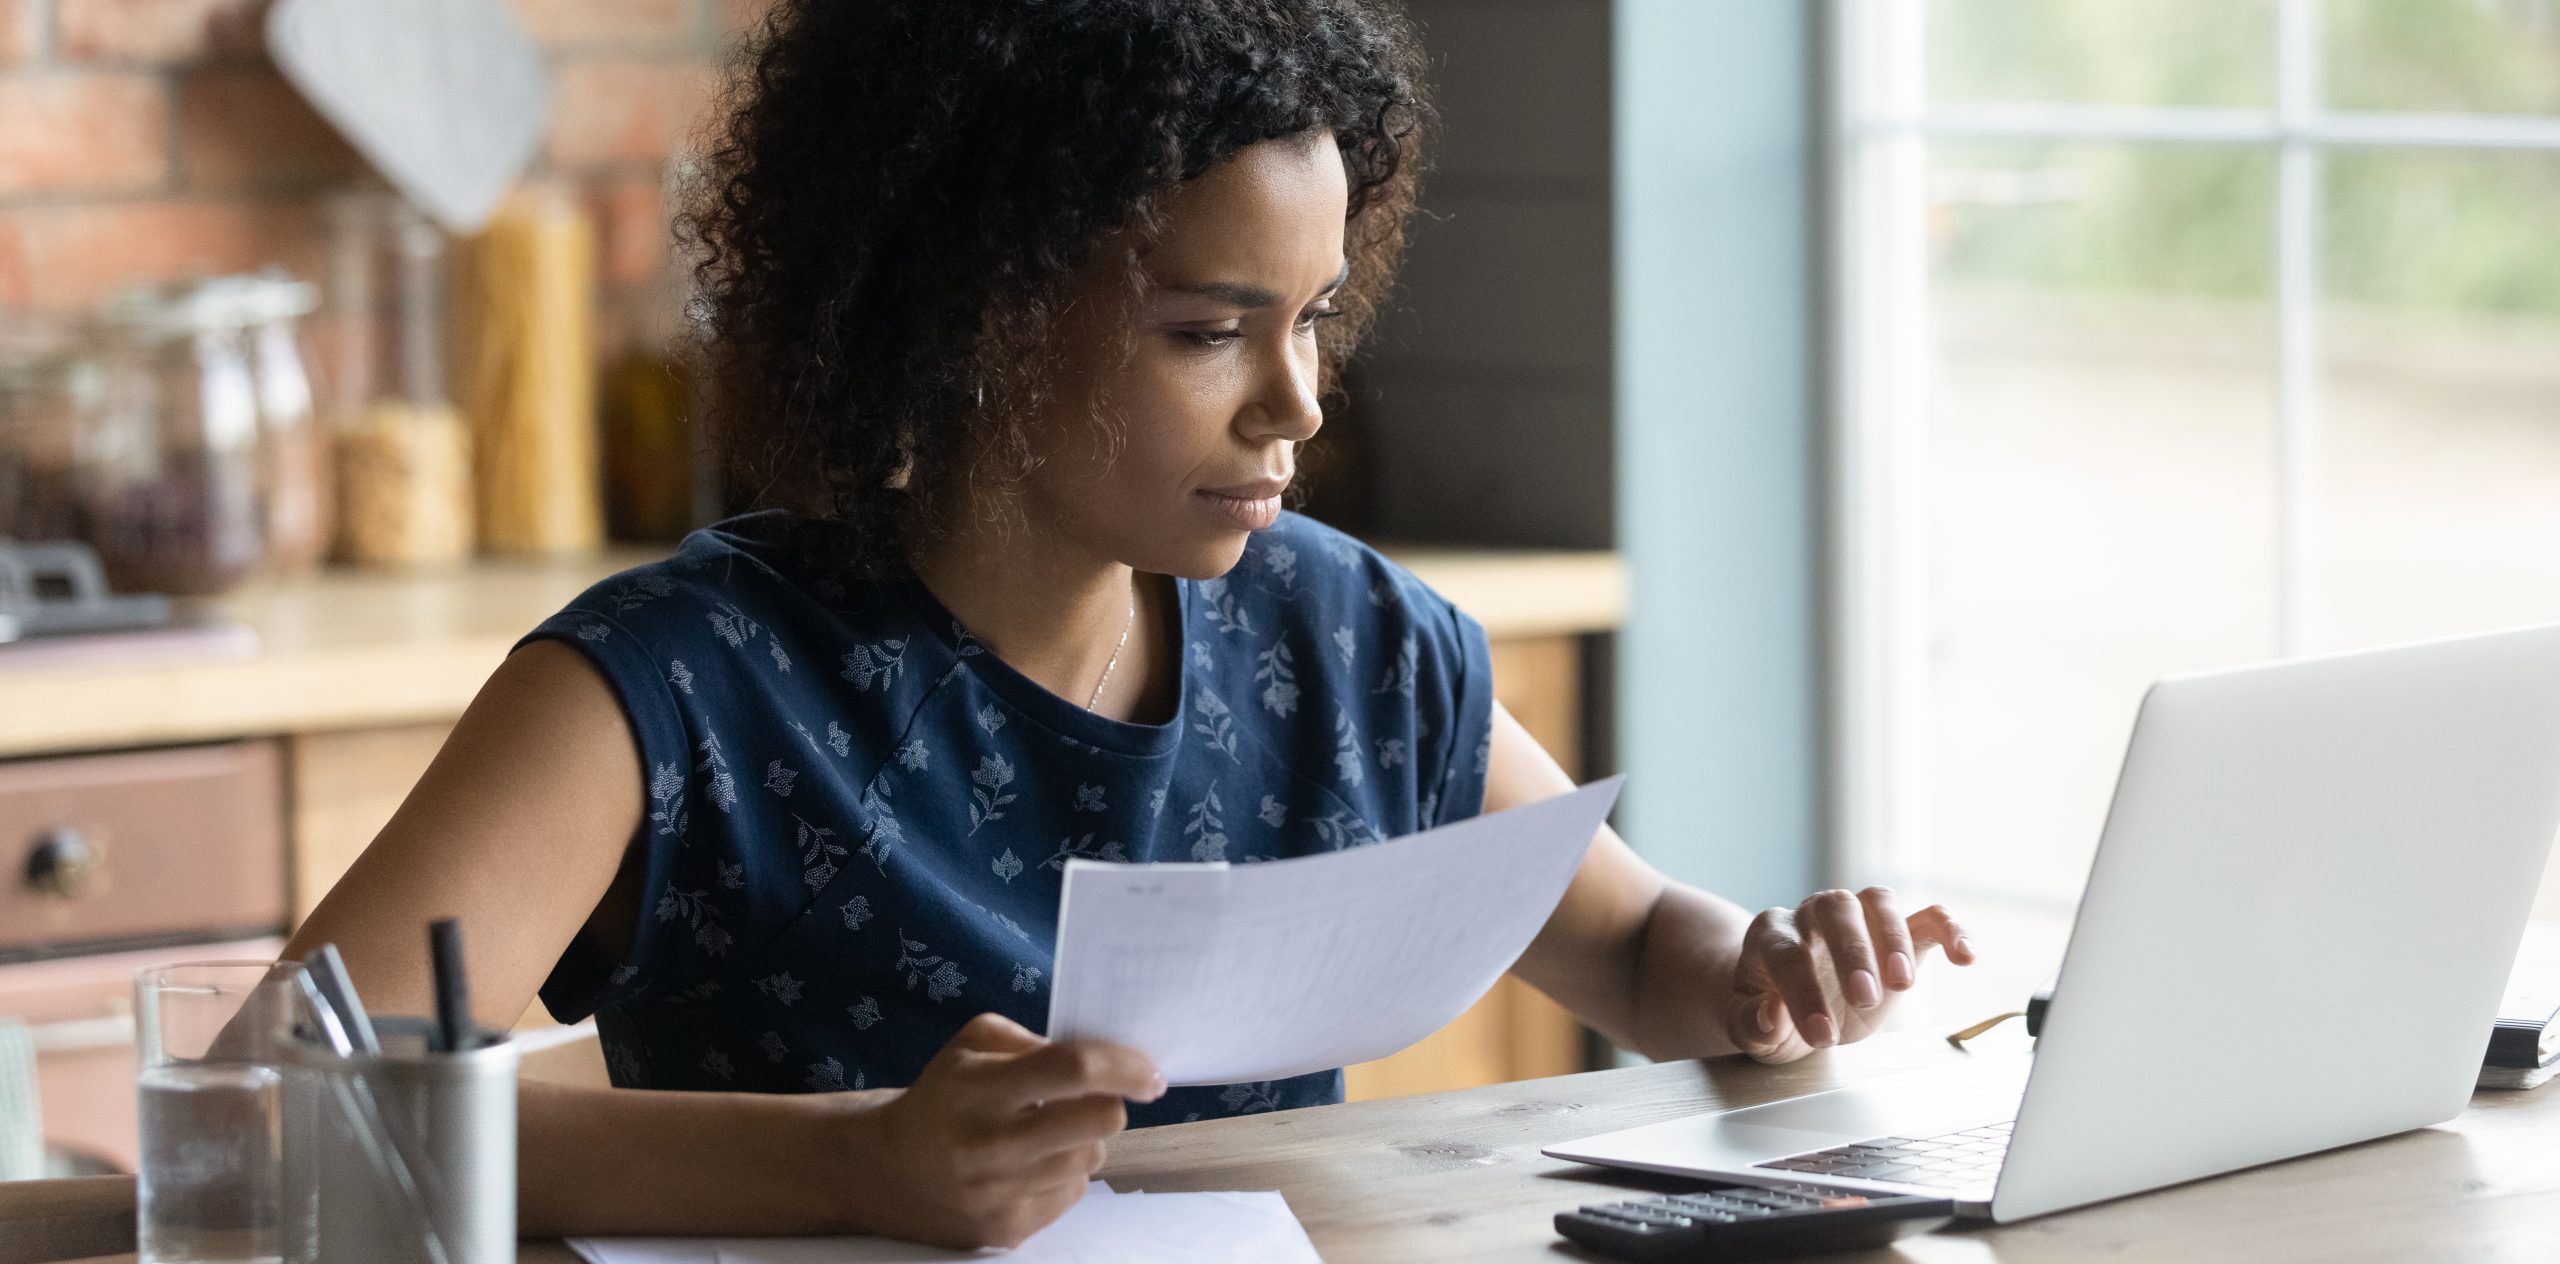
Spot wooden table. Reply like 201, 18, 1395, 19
34, 1029, 2560, 1262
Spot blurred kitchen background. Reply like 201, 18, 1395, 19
2, 0, 2556, 1185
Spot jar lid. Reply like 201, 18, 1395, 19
100, 272, 320, 337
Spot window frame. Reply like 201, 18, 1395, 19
1822, 0, 2560, 897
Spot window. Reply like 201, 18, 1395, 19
1829, 0, 2560, 1023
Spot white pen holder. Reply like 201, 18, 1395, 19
290, 1015, 518, 1264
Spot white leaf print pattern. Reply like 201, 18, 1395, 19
924, 961, 964, 1001
857, 771, 902, 871
1333, 705, 1366, 787
1333, 624, 1356, 666
976, 704, 1007, 735
717, 861, 744, 890
1308, 807, 1381, 851
827, 721, 852, 757
847, 996, 882, 1029
576, 622, 610, 643
839, 894, 873, 929
1218, 1082, 1284, 1114
647, 762, 686, 836
896, 739, 929, 771
804, 1057, 847, 1091
701, 1049, 734, 1081
1012, 964, 1044, 993
1254, 639, 1298, 718
1192, 688, 1240, 761
1262, 541, 1298, 590
1074, 782, 1106, 812
993, 848, 1023, 882
1184, 785, 1229, 862
768, 638, 792, 673
1200, 578, 1254, 636
967, 754, 1016, 835
841, 638, 907, 691
756, 972, 804, 1006
654, 883, 731, 956
1190, 639, 1213, 669
1321, 533, 1361, 566
1149, 786, 1168, 816
1041, 833, 1128, 871
759, 1031, 787, 1063
607, 575, 676, 612
795, 815, 846, 890
667, 660, 694, 694
706, 602, 759, 648
695, 734, 736, 812
1257, 794, 1287, 828
894, 930, 967, 1002
763, 760, 797, 797
1375, 634, 1418, 698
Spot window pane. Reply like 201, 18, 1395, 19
2325, 0, 2560, 116
2316, 152, 2560, 916
1921, 143, 2279, 1018
1927, 0, 2275, 107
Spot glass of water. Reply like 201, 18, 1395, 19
133, 960, 307, 1264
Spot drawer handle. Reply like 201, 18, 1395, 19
23, 827, 101, 899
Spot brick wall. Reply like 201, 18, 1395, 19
0, 0, 768, 369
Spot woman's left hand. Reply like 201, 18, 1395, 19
1723, 887, 1975, 1063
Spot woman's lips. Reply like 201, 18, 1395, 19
1197, 486, 1283, 531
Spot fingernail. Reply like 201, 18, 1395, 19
1887, 951, 1914, 989
1804, 1013, 1835, 1047
1956, 936, 1976, 960
1147, 1072, 1168, 1101
1849, 969, 1880, 1009
1756, 996, 1779, 1035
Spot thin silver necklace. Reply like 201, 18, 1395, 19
1087, 581, 1136, 710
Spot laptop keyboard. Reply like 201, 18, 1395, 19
1752, 1119, 2013, 1188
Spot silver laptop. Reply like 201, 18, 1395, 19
1546, 622, 2560, 1222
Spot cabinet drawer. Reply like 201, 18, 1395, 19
1, 934, 287, 1172
0, 742, 287, 959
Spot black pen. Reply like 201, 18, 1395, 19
429, 918, 472, 1054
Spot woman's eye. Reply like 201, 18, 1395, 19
1297, 307, 1345, 330
1178, 328, 1244, 348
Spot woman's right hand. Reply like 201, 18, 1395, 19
841, 1012, 1167, 1248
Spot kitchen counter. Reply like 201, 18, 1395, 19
0, 543, 1627, 760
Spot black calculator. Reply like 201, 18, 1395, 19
1555, 1182, 1958, 1260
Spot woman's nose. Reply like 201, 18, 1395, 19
1239, 339, 1324, 443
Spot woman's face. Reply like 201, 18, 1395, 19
1013, 131, 1351, 580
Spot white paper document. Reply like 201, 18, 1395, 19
1047, 776, 1623, 1085
566, 1182, 1319, 1264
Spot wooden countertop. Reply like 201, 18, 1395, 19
0, 542, 1625, 760
28, 1028, 2560, 1262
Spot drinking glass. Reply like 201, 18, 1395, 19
133, 960, 306, 1264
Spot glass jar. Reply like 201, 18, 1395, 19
75, 284, 267, 596
233, 272, 331, 577
0, 316, 88, 543
326, 192, 473, 569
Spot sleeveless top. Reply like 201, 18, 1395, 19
516, 508, 1495, 1125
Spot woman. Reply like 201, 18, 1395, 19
285, 0, 1973, 1247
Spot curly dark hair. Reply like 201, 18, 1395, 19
678, 0, 1435, 581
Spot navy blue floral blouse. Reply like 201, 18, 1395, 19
518, 508, 1494, 1125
